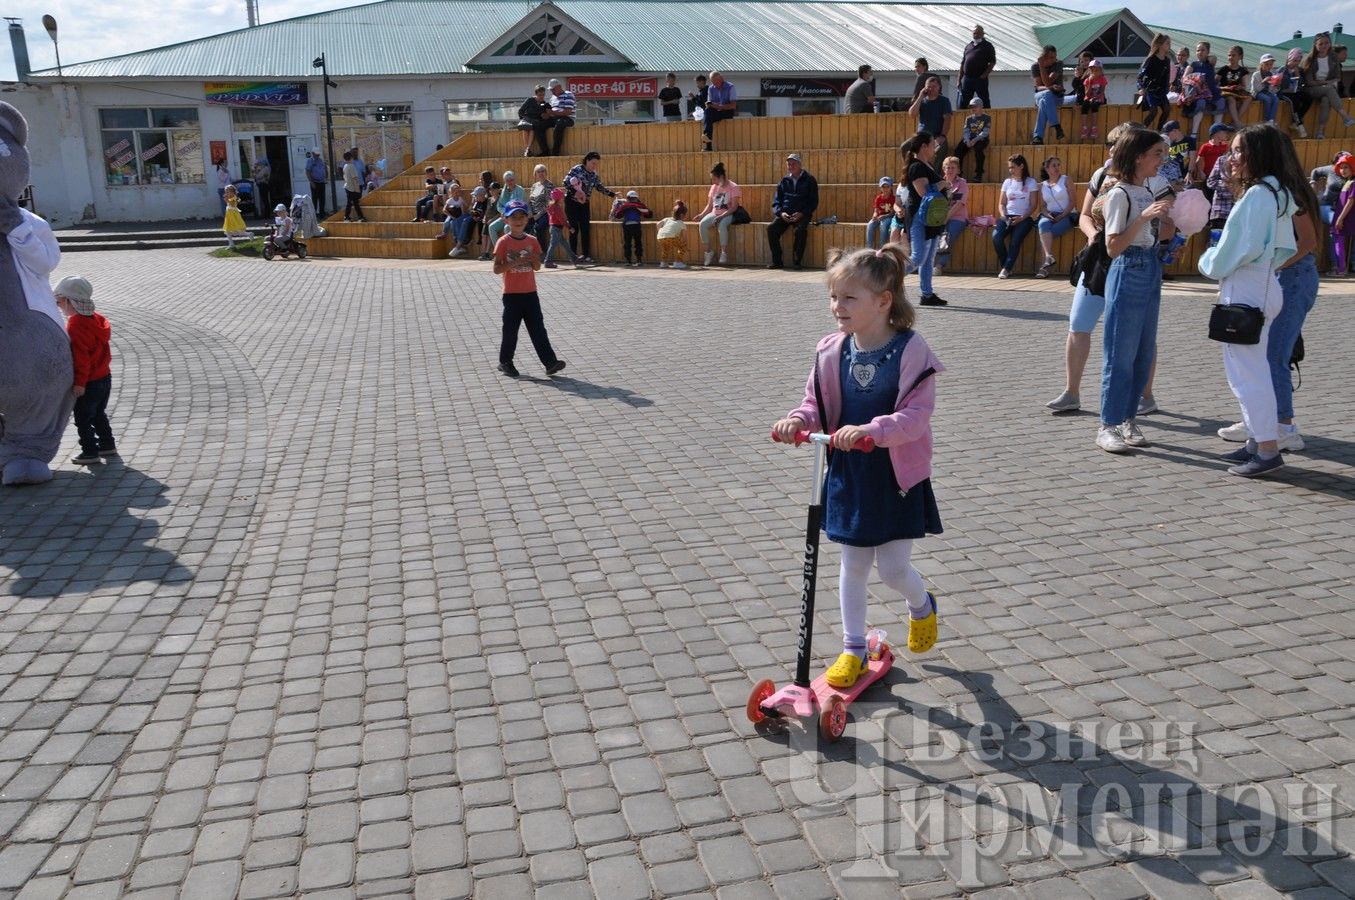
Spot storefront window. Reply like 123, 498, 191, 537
325, 104, 414, 178
575, 99, 655, 123
791, 99, 838, 116
735, 99, 766, 118
99, 107, 202, 186
445, 101, 522, 143
230, 108, 288, 132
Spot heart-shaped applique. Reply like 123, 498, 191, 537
851, 362, 877, 388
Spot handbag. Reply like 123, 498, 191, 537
1208, 304, 1264, 344
1069, 232, 1111, 295
731, 205, 752, 225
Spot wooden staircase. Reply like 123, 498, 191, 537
308, 103, 1354, 274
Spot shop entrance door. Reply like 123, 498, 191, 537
236, 135, 291, 219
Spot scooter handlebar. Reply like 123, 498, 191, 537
771, 429, 876, 452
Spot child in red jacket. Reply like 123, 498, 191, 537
54, 276, 117, 464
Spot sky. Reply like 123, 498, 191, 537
1, 0, 1350, 81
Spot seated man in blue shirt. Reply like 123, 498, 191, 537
767, 154, 819, 269
703, 71, 738, 151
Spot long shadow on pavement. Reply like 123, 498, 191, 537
525, 374, 654, 408
0, 462, 192, 597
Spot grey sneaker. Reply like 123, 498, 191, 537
1136, 395, 1158, 415
1219, 442, 1255, 463
1096, 425, 1129, 454
1046, 391, 1080, 412
1119, 420, 1149, 447
1228, 453, 1284, 478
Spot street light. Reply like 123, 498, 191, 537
312, 53, 339, 215
41, 14, 59, 76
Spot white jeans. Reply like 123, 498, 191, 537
838, 540, 929, 653
1220, 264, 1282, 444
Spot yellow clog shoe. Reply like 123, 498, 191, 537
908, 593, 938, 654
824, 651, 865, 688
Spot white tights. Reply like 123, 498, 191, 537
837, 539, 930, 653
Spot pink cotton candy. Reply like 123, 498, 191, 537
1171, 188, 1210, 236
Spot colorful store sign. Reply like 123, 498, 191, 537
566, 76, 657, 99
205, 82, 309, 106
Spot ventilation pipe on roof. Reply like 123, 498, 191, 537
1334, 23, 1343, 35
1292, 30, 1303, 40
6, 18, 30, 82
246, 0, 259, 27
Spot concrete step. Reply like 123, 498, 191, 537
57, 224, 272, 252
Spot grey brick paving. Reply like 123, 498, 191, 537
1, 251, 1354, 897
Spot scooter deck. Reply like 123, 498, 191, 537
760, 648, 894, 718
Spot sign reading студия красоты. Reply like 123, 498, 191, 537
205, 82, 310, 107
760, 78, 853, 98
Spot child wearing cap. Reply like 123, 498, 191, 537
1277, 49, 1311, 139
611, 190, 653, 266
867, 177, 895, 249
1080, 58, 1107, 142
655, 200, 690, 269
1159, 120, 1195, 188
1193, 123, 1234, 196
495, 201, 565, 378
1250, 54, 1281, 125
53, 276, 117, 465
542, 187, 577, 268
449, 185, 485, 257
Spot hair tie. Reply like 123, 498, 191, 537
875, 246, 887, 258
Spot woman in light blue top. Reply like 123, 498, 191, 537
1197, 124, 1299, 478
487, 170, 525, 246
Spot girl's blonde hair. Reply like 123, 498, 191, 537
825, 245, 915, 332
223, 183, 238, 196
942, 156, 960, 170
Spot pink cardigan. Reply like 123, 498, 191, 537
787, 331, 944, 492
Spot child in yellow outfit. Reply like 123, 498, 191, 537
656, 200, 689, 269
221, 184, 250, 248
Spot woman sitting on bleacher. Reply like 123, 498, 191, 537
691, 162, 741, 266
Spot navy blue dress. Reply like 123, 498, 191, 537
823, 331, 943, 547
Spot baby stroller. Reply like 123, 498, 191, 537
231, 179, 258, 218
263, 204, 307, 260
289, 194, 327, 239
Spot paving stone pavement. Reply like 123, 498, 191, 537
2, 250, 1354, 900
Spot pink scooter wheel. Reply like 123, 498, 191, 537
746, 679, 775, 723
820, 696, 847, 742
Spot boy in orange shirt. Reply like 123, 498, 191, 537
495, 200, 566, 378
54, 276, 117, 464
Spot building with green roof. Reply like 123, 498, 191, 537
7, 0, 1288, 226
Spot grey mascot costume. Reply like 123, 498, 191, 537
0, 101, 74, 485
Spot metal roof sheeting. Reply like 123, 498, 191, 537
30, 0, 1288, 80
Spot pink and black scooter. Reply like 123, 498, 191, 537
747, 430, 894, 742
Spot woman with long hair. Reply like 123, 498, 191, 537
1095, 129, 1174, 454
1300, 32, 1355, 140
690, 161, 742, 266
899, 131, 951, 306
1198, 124, 1300, 476
992, 154, 1040, 278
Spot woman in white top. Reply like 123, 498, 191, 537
1095, 130, 1175, 454
1035, 157, 1077, 277
1301, 33, 1354, 140
1199, 125, 1301, 477
991, 154, 1040, 278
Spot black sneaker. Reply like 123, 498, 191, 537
497, 362, 520, 378
98, 448, 120, 458
71, 453, 100, 465
920, 293, 948, 306
1031, 136, 1043, 145
1053, 124, 1065, 140
766, 262, 784, 269
545, 360, 566, 376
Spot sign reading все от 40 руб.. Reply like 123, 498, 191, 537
566, 77, 657, 99
205, 82, 310, 106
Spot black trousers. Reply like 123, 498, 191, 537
959, 76, 991, 110
74, 375, 115, 457
703, 108, 735, 143
767, 216, 810, 265
310, 181, 327, 217
566, 199, 591, 258
622, 222, 643, 261
544, 118, 574, 155
345, 190, 365, 220
501, 292, 559, 367
530, 122, 554, 156
955, 138, 989, 180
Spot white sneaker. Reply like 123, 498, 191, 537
1097, 425, 1129, 454
658, 261, 668, 268
1295, 124, 1309, 139
704, 251, 714, 266
449, 246, 467, 257
1278, 427, 1305, 452
1045, 391, 1080, 412
671, 261, 689, 270
1119, 419, 1149, 447
1217, 421, 1249, 442
998, 268, 1010, 279
718, 251, 728, 264
1136, 395, 1158, 416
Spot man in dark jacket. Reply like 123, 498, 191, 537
959, 25, 996, 109
767, 153, 819, 269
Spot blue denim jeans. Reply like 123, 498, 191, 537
545, 224, 572, 262
1100, 246, 1162, 426
1037, 214, 1076, 240
1033, 90, 1061, 138
1271, 254, 1318, 420
909, 216, 938, 296
866, 217, 892, 250
1255, 91, 1278, 122
992, 216, 1035, 271
935, 218, 967, 268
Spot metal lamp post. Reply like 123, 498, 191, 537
312, 54, 339, 214
42, 14, 59, 75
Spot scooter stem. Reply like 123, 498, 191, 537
793, 436, 831, 688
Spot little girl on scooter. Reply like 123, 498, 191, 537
771, 244, 946, 689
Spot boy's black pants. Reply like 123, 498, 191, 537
74, 375, 115, 456
501, 292, 559, 367
623, 222, 643, 262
